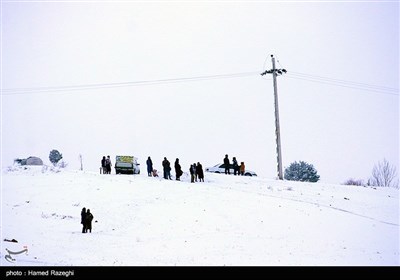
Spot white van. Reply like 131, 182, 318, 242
115, 156, 140, 175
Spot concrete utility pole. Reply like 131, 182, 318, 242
261, 55, 286, 180
79, 154, 83, 171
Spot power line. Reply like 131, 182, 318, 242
1, 69, 398, 97
275, 59, 398, 96
285, 74, 399, 96
288, 71, 398, 92
1, 71, 260, 96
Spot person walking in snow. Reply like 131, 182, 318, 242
146, 156, 153, 177
81, 207, 87, 233
85, 209, 94, 233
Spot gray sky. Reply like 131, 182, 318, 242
1, 0, 399, 184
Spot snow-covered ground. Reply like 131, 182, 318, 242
1, 166, 399, 266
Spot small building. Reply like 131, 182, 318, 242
25, 157, 43, 166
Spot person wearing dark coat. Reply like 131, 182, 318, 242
196, 162, 204, 182
189, 164, 196, 183
106, 155, 112, 174
81, 207, 87, 233
146, 156, 153, 177
162, 157, 172, 180
101, 156, 106, 174
174, 158, 183, 181
85, 209, 94, 233
232, 157, 239, 175
223, 154, 230, 174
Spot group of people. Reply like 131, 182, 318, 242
101, 156, 112, 174
100, 154, 246, 179
80, 207, 94, 233
189, 162, 204, 183
223, 154, 246, 175
146, 156, 204, 183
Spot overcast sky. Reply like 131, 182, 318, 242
1, 0, 399, 184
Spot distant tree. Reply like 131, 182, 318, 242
343, 178, 364, 186
49, 149, 63, 166
284, 161, 320, 182
368, 159, 398, 188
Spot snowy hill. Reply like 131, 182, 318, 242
1, 166, 399, 266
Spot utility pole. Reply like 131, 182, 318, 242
79, 154, 83, 171
261, 55, 286, 180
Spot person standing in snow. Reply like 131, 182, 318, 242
240, 162, 245, 176
224, 154, 230, 174
193, 163, 198, 182
162, 157, 172, 180
174, 158, 183, 181
146, 156, 153, 177
101, 156, 107, 174
106, 155, 112, 174
85, 209, 94, 233
232, 157, 239, 175
81, 207, 87, 233
196, 162, 204, 182
189, 164, 196, 183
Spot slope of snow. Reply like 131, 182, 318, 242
1, 166, 398, 266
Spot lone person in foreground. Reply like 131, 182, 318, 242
85, 209, 94, 233
81, 207, 87, 233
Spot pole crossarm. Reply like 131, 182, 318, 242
260, 69, 287, 76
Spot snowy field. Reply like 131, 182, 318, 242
1, 166, 399, 266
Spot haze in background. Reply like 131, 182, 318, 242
1, 1, 398, 183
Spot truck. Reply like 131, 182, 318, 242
114, 156, 140, 175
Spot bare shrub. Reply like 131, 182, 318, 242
343, 178, 364, 186
368, 159, 398, 188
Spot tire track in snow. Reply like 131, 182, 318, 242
210, 182, 399, 227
